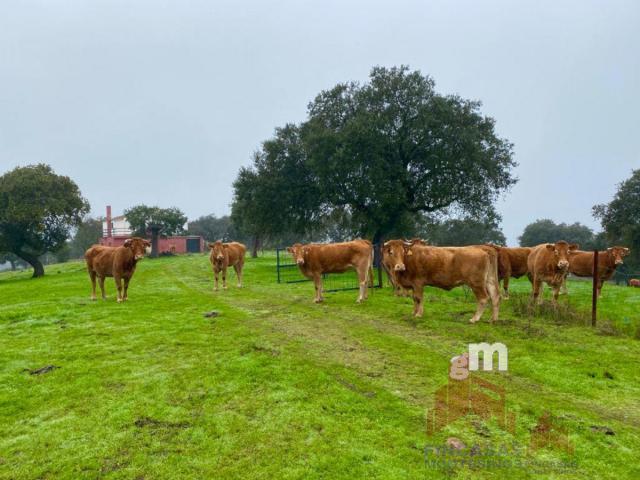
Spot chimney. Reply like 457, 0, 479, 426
106, 205, 112, 237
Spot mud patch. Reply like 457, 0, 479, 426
134, 416, 190, 429
24, 365, 60, 375
336, 375, 376, 398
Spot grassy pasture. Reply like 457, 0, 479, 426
1, 253, 639, 479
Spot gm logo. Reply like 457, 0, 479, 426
450, 343, 508, 380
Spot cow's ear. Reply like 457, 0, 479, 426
144, 240, 151, 247
208, 243, 215, 249
223, 244, 229, 250
545, 244, 555, 251
623, 248, 630, 256
569, 243, 578, 251
124, 239, 132, 247
286, 247, 293, 253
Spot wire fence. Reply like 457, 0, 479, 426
276, 244, 385, 292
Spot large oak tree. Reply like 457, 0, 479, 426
0, 164, 89, 277
593, 169, 640, 269
301, 66, 517, 242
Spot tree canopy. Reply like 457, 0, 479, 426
124, 205, 187, 237
187, 214, 235, 242
231, 125, 321, 256
0, 164, 89, 277
518, 219, 605, 250
231, 66, 517, 244
594, 169, 640, 269
68, 217, 104, 259
419, 213, 506, 246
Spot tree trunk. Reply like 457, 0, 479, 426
251, 235, 260, 258
150, 227, 160, 258
10, 260, 16, 271
16, 251, 45, 278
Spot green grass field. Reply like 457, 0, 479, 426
1, 253, 639, 479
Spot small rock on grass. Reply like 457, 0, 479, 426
446, 437, 466, 450
203, 311, 219, 318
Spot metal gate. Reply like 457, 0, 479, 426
276, 244, 384, 292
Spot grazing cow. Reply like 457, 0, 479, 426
287, 239, 373, 303
486, 245, 532, 298
209, 241, 246, 291
562, 247, 630, 296
630, 279, 640, 288
382, 240, 500, 322
84, 237, 151, 302
527, 241, 578, 304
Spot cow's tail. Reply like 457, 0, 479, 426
368, 244, 375, 287
485, 248, 501, 318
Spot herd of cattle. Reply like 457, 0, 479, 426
84, 237, 630, 323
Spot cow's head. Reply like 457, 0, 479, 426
124, 237, 151, 260
545, 241, 578, 270
208, 241, 227, 262
607, 246, 630, 266
287, 243, 308, 266
383, 239, 414, 272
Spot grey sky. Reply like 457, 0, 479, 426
1, 0, 638, 244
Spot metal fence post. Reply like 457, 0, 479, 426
276, 248, 281, 284
591, 250, 599, 327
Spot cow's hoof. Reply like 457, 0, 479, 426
90, 296, 97, 301
237, 284, 242, 288
117, 299, 122, 303
223, 286, 228, 290
469, 318, 479, 324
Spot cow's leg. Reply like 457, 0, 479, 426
597, 279, 603, 297
486, 277, 501, 323
531, 276, 543, 304
552, 284, 561, 304
222, 266, 228, 290
234, 262, 243, 288
560, 277, 568, 295
114, 275, 123, 303
470, 285, 490, 323
89, 270, 97, 300
502, 266, 511, 299
123, 277, 130, 301
98, 276, 107, 300
313, 274, 323, 303
412, 286, 425, 317
356, 266, 367, 303
213, 267, 219, 291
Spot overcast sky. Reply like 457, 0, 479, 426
1, 0, 638, 244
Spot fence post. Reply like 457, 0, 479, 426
377, 243, 383, 288
591, 250, 599, 327
276, 248, 281, 284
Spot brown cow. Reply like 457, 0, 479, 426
209, 241, 246, 291
287, 239, 373, 303
382, 240, 500, 322
561, 246, 630, 296
383, 238, 428, 296
486, 245, 532, 298
84, 237, 151, 302
527, 241, 578, 304
630, 279, 640, 288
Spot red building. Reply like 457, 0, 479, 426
100, 205, 205, 254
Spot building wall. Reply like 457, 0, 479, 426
100, 236, 205, 254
